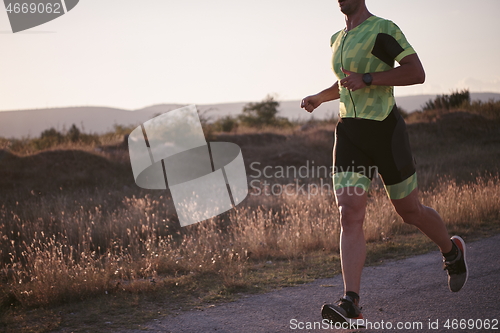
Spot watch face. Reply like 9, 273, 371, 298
363, 73, 372, 86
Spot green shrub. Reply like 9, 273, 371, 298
422, 89, 470, 110
464, 99, 500, 120
35, 128, 65, 150
238, 95, 292, 128
214, 116, 238, 132
68, 124, 81, 142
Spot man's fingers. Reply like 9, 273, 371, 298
341, 67, 352, 76
340, 78, 349, 89
301, 98, 315, 109
301, 100, 316, 113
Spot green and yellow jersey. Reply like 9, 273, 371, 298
331, 16, 415, 121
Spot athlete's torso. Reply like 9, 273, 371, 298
331, 16, 415, 121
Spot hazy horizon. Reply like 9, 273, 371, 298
1, 92, 499, 139
1, 91, 499, 113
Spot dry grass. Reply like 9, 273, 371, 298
1, 176, 499, 312
1, 104, 500, 331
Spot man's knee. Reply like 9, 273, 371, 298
340, 209, 364, 233
391, 189, 425, 226
336, 190, 367, 231
394, 201, 425, 226
339, 205, 365, 232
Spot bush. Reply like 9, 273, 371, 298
464, 99, 500, 120
35, 128, 65, 150
2, 124, 104, 154
238, 95, 292, 128
422, 89, 470, 110
214, 116, 238, 133
113, 124, 136, 136
68, 124, 81, 142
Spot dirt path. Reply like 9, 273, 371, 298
123, 234, 500, 332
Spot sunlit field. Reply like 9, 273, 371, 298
1, 100, 499, 331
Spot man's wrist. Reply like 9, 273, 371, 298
362, 73, 373, 86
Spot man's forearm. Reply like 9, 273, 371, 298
318, 81, 340, 103
371, 54, 425, 87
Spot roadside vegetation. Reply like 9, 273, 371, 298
1, 93, 499, 332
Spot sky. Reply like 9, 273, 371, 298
1, 0, 499, 111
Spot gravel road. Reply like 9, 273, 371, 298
124, 234, 500, 333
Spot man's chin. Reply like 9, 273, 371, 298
340, 7, 351, 15
339, 4, 352, 15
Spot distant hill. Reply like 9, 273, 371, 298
1, 93, 499, 139
0, 105, 185, 139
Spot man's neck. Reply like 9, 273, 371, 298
345, 9, 372, 31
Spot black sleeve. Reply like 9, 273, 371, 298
371, 33, 405, 67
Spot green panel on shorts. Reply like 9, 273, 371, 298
333, 171, 371, 192
385, 172, 417, 199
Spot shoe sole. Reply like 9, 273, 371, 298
321, 304, 366, 329
450, 235, 468, 292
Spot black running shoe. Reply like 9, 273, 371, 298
321, 295, 365, 329
443, 235, 468, 292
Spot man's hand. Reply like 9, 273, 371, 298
340, 68, 366, 91
301, 94, 322, 113
301, 81, 341, 113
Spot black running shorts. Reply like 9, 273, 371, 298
333, 106, 417, 199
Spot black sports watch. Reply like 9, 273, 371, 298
362, 73, 373, 86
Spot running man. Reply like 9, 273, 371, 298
301, 0, 468, 327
